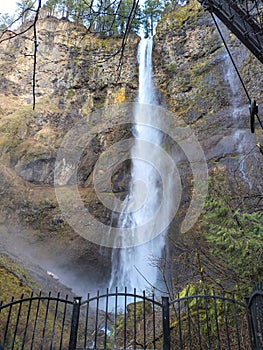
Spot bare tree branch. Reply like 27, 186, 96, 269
117, 0, 140, 80
0, 0, 156, 106
32, 1, 41, 109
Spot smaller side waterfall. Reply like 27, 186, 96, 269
218, 18, 255, 190
109, 37, 172, 292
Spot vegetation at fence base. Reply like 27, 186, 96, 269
201, 172, 263, 292
169, 282, 250, 350
0, 253, 37, 302
0, 295, 72, 349
105, 299, 163, 349
74, 287, 250, 349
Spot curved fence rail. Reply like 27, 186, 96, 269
75, 289, 163, 350
0, 291, 74, 350
1, 285, 262, 349
169, 292, 248, 350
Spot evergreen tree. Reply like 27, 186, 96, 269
16, 0, 35, 23
142, 0, 164, 37
116, 0, 141, 35
0, 14, 14, 30
93, 0, 114, 36
202, 175, 263, 288
43, 0, 58, 17
57, 0, 74, 19
32, 0, 166, 37
72, 0, 90, 24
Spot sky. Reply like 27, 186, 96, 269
0, 0, 18, 16
0, 0, 48, 16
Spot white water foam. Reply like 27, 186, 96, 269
109, 38, 172, 292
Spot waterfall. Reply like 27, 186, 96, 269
109, 37, 168, 292
218, 18, 254, 190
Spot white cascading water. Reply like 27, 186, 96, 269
109, 37, 168, 292
218, 19, 254, 190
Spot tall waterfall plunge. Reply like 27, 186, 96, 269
109, 37, 174, 292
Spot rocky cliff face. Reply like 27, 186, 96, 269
154, 0, 263, 206
0, 17, 138, 184
152, 1, 263, 287
0, 1, 262, 295
0, 17, 139, 294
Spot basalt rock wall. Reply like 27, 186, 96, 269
0, 17, 139, 294
0, 1, 262, 295
154, 0, 263, 208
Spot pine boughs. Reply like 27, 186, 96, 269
202, 174, 263, 287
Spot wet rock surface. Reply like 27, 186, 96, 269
154, 0, 263, 201
0, 1, 263, 295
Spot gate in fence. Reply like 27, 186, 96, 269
0, 285, 262, 349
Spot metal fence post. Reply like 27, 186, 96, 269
69, 297, 81, 350
245, 296, 255, 350
162, 296, 170, 350
245, 283, 263, 350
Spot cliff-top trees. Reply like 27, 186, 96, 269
0, 0, 174, 37
142, 0, 164, 36
16, 0, 35, 23
0, 0, 186, 106
41, 0, 141, 35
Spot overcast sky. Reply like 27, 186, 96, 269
0, 0, 48, 16
0, 0, 18, 16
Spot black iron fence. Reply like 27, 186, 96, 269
246, 282, 263, 350
0, 285, 262, 349
0, 291, 73, 349
169, 291, 248, 350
